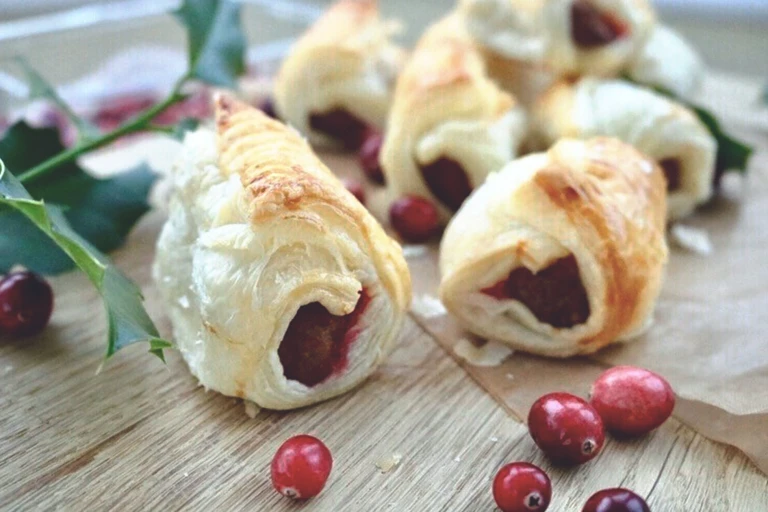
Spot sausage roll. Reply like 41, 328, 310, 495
459, 0, 655, 77
479, 46, 555, 108
154, 94, 411, 410
533, 78, 716, 219
625, 24, 704, 101
439, 138, 668, 358
273, 0, 404, 149
380, 14, 527, 220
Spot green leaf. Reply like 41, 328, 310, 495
15, 56, 101, 141
0, 121, 156, 275
170, 118, 201, 141
174, 0, 246, 88
0, 160, 172, 359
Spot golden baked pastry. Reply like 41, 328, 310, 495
459, 0, 655, 77
380, 14, 527, 221
273, 0, 404, 148
439, 137, 668, 358
154, 94, 411, 410
532, 78, 715, 219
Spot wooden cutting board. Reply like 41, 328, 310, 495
2, 73, 768, 510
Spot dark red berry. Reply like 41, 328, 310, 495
358, 130, 385, 184
528, 392, 605, 465
343, 179, 366, 205
582, 488, 650, 512
0, 271, 54, 337
493, 462, 552, 512
389, 195, 440, 243
590, 366, 675, 437
271, 435, 333, 500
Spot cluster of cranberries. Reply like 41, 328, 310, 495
0, 271, 54, 338
493, 365, 674, 511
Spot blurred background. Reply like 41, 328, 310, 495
0, 0, 766, 88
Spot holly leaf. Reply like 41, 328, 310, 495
0, 161, 172, 359
174, 0, 246, 88
0, 122, 156, 275
15, 56, 100, 141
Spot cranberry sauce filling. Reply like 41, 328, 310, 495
481, 255, 590, 328
278, 289, 372, 387
309, 109, 370, 150
419, 157, 473, 212
658, 158, 682, 192
570, 0, 629, 49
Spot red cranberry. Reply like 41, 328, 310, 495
343, 179, 366, 205
0, 271, 54, 337
528, 392, 605, 465
358, 130, 385, 184
389, 195, 440, 244
582, 488, 650, 512
590, 366, 675, 437
571, 0, 628, 49
271, 435, 333, 500
493, 462, 552, 512
419, 157, 472, 211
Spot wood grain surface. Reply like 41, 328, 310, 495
2, 72, 768, 510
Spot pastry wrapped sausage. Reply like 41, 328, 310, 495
380, 14, 527, 220
273, 0, 404, 149
439, 138, 668, 357
625, 24, 704, 100
459, 0, 655, 76
154, 94, 411, 410
533, 78, 715, 219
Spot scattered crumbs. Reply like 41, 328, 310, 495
506, 373, 514, 380
402, 244, 428, 258
244, 400, 261, 419
376, 453, 403, 473
489, 436, 499, 443
454, 338, 514, 367
454, 456, 461, 463
670, 224, 713, 256
410, 294, 447, 319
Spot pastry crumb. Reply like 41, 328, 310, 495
244, 400, 261, 419
410, 294, 447, 318
489, 436, 499, 443
454, 338, 514, 367
402, 245, 428, 258
376, 453, 403, 473
670, 224, 713, 255
506, 373, 514, 380
454, 456, 461, 462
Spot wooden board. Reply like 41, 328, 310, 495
3, 73, 768, 510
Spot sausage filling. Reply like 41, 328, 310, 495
420, 157, 473, 211
570, 0, 629, 49
279, 289, 371, 387
658, 158, 682, 192
482, 255, 590, 328
309, 108, 369, 150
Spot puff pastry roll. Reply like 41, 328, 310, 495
533, 78, 716, 219
479, 46, 555, 108
459, 0, 655, 76
380, 14, 527, 220
625, 24, 704, 101
439, 138, 668, 357
154, 95, 411, 410
273, 0, 404, 149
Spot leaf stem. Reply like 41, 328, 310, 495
19, 74, 190, 184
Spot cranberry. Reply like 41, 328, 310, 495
590, 366, 675, 437
0, 271, 54, 338
493, 462, 552, 512
271, 435, 333, 500
571, 0, 628, 49
389, 195, 440, 243
528, 392, 605, 465
358, 130, 385, 184
343, 179, 366, 205
419, 157, 473, 211
309, 109, 369, 150
582, 488, 650, 512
